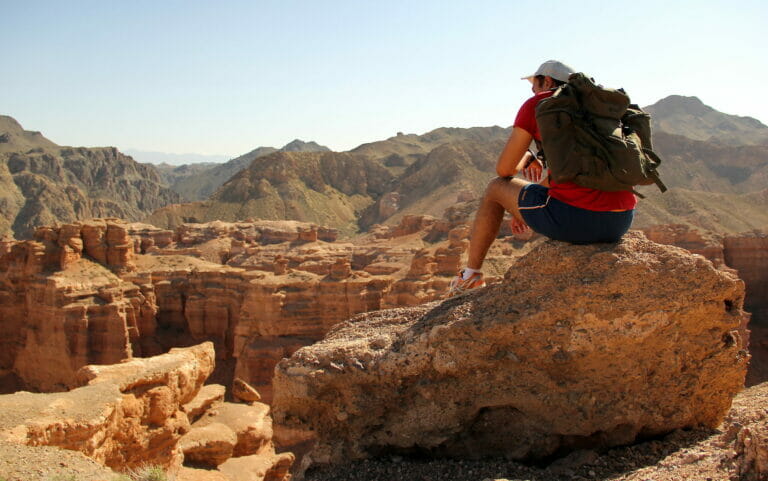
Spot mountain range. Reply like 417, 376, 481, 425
158, 139, 330, 202
0, 116, 179, 239
2, 95, 767, 239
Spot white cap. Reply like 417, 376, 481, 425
521, 60, 576, 83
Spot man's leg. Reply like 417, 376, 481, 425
467, 177, 529, 270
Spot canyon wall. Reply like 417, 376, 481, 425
643, 225, 768, 325
2, 218, 765, 404
724, 231, 768, 325
0, 217, 514, 401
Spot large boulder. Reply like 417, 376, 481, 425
272, 232, 749, 467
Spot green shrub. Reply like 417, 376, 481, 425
120, 464, 170, 481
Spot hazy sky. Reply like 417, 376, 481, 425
2, 0, 766, 158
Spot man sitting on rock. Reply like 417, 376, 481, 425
447, 60, 637, 297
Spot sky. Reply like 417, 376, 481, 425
2, 0, 766, 161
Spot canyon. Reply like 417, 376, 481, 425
1, 218, 766, 403
0, 216, 527, 401
0, 226, 766, 480
1, 94, 767, 479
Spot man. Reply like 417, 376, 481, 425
447, 60, 636, 297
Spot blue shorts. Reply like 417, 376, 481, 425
518, 184, 634, 244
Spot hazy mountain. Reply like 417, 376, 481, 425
0, 115, 179, 239
6, 92, 767, 240
281, 139, 330, 152
123, 149, 231, 165
154, 162, 220, 186
351, 126, 510, 177
146, 150, 390, 235
167, 139, 330, 202
650, 131, 768, 194
143, 103, 768, 239
644, 95, 768, 146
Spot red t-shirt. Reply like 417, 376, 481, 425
513, 91, 637, 211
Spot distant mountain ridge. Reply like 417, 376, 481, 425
166, 139, 330, 201
123, 149, 231, 165
146, 96, 768, 237
644, 95, 768, 146
146, 150, 390, 235
4, 93, 767, 239
0, 115, 179, 239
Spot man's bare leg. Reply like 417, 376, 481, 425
467, 177, 530, 270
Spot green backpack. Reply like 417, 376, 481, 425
535, 73, 667, 195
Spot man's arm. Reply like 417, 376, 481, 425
497, 126, 534, 177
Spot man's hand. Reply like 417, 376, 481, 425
522, 158, 543, 183
510, 216, 530, 235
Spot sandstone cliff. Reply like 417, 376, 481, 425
0, 220, 152, 391
0, 217, 530, 402
725, 231, 768, 325
0, 115, 179, 239
0, 343, 292, 481
272, 232, 749, 469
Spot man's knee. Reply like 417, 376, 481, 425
484, 176, 511, 196
484, 176, 524, 200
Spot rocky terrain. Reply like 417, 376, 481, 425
0, 115, 179, 239
1, 227, 766, 480
1, 218, 766, 399
0, 216, 535, 400
0, 342, 292, 481
272, 232, 749, 468
303, 380, 768, 481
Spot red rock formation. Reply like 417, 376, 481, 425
725, 231, 768, 325
0, 344, 214, 471
0, 217, 530, 401
641, 224, 725, 265
0, 224, 154, 391
273, 232, 749, 470
0, 343, 293, 481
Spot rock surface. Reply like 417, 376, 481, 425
0, 343, 214, 471
725, 230, 768, 326
0, 440, 119, 481
2, 217, 530, 401
0, 342, 293, 481
272, 232, 749, 469
302, 381, 768, 481
0, 220, 153, 391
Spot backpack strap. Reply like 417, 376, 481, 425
534, 139, 546, 167
642, 148, 668, 193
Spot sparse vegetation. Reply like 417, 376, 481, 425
115, 464, 170, 481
